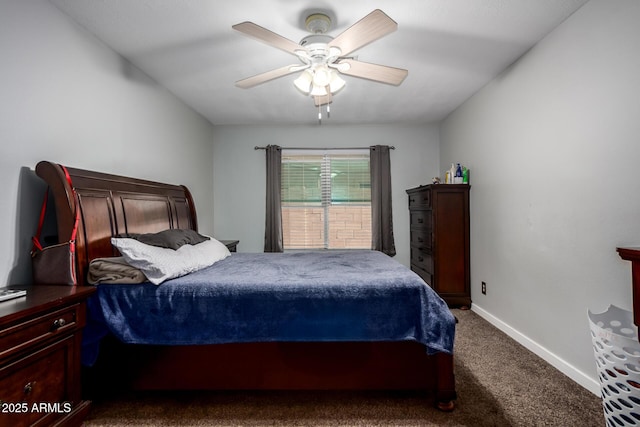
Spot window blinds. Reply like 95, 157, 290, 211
281, 152, 371, 205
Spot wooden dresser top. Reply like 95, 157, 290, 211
0, 285, 95, 327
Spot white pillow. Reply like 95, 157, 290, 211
111, 236, 230, 285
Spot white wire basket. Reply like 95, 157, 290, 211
589, 305, 640, 426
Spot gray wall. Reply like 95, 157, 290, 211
212, 124, 440, 267
440, 0, 640, 393
0, 1, 215, 284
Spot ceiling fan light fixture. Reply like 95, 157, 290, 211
309, 84, 328, 97
293, 69, 313, 94
312, 66, 331, 87
294, 65, 344, 100
329, 72, 346, 94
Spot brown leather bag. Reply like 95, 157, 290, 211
31, 165, 79, 285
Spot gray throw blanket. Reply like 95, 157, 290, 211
87, 256, 146, 284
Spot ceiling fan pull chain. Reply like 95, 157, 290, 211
327, 104, 330, 119
318, 104, 322, 125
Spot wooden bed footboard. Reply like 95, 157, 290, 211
85, 339, 456, 407
35, 160, 457, 410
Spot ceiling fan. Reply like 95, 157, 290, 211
232, 9, 408, 112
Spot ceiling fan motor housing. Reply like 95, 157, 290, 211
300, 34, 335, 63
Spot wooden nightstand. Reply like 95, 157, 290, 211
220, 240, 239, 252
0, 285, 95, 427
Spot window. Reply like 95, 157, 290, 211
281, 150, 371, 250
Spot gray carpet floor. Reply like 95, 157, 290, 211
84, 309, 605, 426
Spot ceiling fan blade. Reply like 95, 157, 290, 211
233, 21, 302, 56
236, 65, 302, 89
336, 59, 408, 86
328, 9, 398, 57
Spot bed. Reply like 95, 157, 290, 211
34, 160, 457, 410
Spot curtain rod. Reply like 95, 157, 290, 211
254, 146, 395, 150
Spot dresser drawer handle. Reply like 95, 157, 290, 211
418, 256, 424, 262
417, 236, 424, 243
24, 382, 34, 395
417, 218, 423, 224
52, 318, 66, 330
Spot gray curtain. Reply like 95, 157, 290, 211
264, 145, 283, 252
370, 145, 396, 256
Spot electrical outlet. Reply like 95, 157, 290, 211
481, 281, 487, 295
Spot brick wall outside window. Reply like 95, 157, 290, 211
282, 205, 371, 249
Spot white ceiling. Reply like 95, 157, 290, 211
51, 0, 588, 126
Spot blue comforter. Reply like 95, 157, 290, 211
83, 251, 455, 365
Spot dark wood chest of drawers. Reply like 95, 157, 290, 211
0, 285, 95, 427
406, 184, 471, 307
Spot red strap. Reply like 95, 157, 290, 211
61, 165, 80, 249
31, 190, 49, 252
32, 165, 80, 253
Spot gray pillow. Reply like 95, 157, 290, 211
126, 229, 209, 250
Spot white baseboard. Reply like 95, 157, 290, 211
470, 304, 601, 396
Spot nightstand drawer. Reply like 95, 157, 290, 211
0, 304, 79, 361
0, 335, 74, 427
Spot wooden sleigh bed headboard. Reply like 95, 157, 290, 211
35, 161, 198, 285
